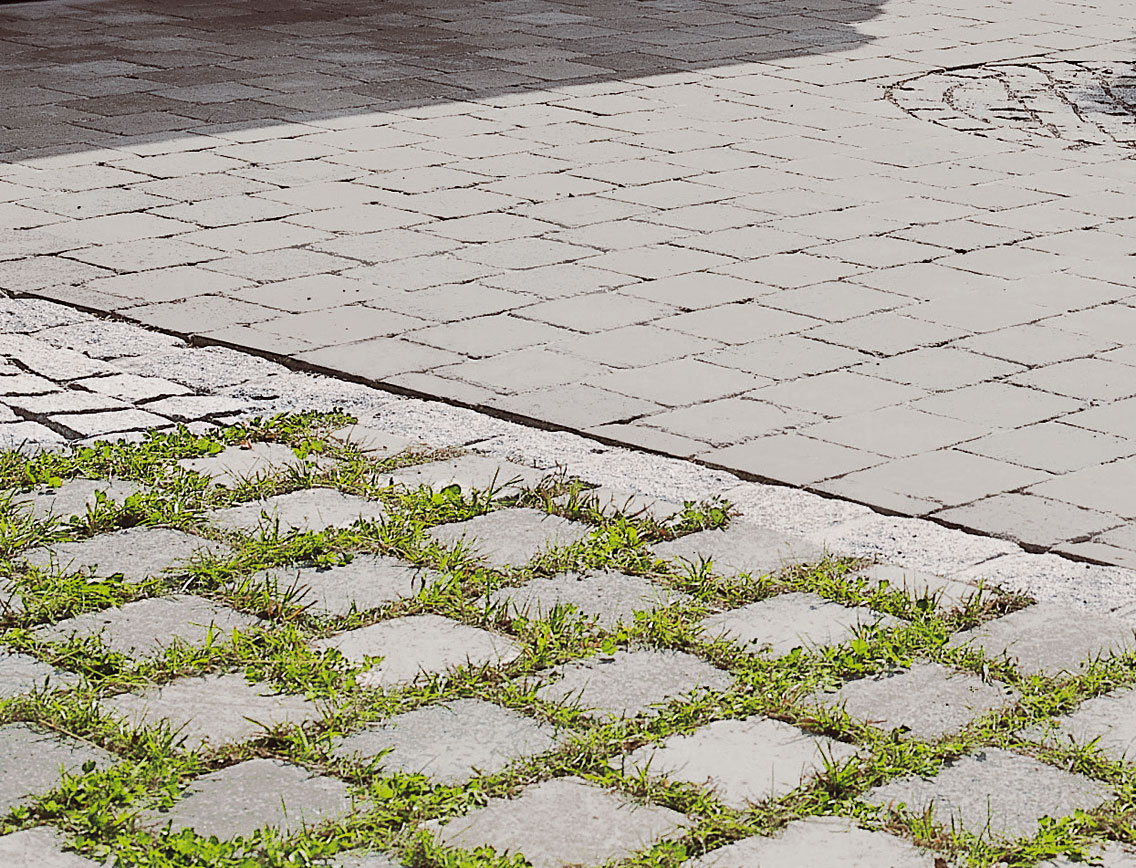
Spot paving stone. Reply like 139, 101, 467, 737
35, 594, 261, 658
0, 723, 115, 814
210, 488, 387, 533
701, 592, 902, 657
948, 603, 1136, 676
1, 579, 23, 615
865, 748, 1113, 840
536, 648, 733, 720
555, 486, 683, 521
488, 571, 689, 629
330, 852, 403, 868
24, 527, 225, 581
427, 508, 591, 568
13, 477, 140, 519
329, 424, 416, 458
178, 442, 302, 485
0, 649, 77, 698
854, 563, 985, 610
141, 758, 355, 839
331, 698, 564, 784
623, 716, 857, 808
258, 555, 440, 617
383, 454, 547, 497
102, 673, 321, 751
315, 614, 522, 688
1032, 688, 1136, 763
814, 662, 1018, 740
652, 524, 824, 579
1041, 844, 1136, 868
0, 827, 100, 868
686, 816, 937, 867
432, 776, 690, 868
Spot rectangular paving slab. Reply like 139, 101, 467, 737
177, 442, 302, 485
102, 672, 321, 751
0, 827, 101, 868
331, 698, 564, 785
854, 563, 985, 610
210, 488, 387, 533
315, 613, 522, 688
556, 486, 683, 522
383, 454, 547, 497
432, 776, 690, 868
24, 527, 226, 582
427, 508, 591, 569
1032, 687, 1136, 763
622, 716, 857, 808
256, 554, 440, 616
13, 478, 140, 519
0, 649, 77, 698
652, 524, 825, 578
0, 723, 116, 815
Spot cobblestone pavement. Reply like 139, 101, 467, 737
1, 296, 1136, 866
3, 0, 1136, 568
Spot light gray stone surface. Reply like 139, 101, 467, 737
330, 852, 403, 868
653, 525, 825, 578
383, 454, 546, 496
211, 488, 387, 532
178, 442, 302, 485
0, 723, 115, 814
433, 776, 690, 868
1034, 688, 1136, 762
623, 716, 857, 808
0, 827, 100, 868
35, 594, 261, 657
315, 614, 522, 688
0, 650, 76, 698
1042, 844, 1136, 867
814, 662, 1018, 740
259, 555, 439, 616
865, 748, 1113, 840
948, 603, 1136, 676
536, 648, 733, 720
142, 758, 355, 839
487, 571, 688, 629
427, 508, 590, 568
102, 673, 321, 750
700, 592, 902, 657
329, 423, 415, 459
855, 564, 984, 610
557, 487, 683, 521
24, 527, 224, 581
13, 478, 140, 520
687, 816, 936, 867
0, 579, 22, 616
331, 698, 563, 784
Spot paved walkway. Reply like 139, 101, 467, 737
2, 0, 1136, 570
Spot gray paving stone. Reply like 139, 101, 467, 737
854, 564, 984, 610
330, 698, 564, 784
865, 748, 1113, 840
0, 723, 115, 814
13, 478, 141, 519
1041, 844, 1136, 868
210, 488, 387, 533
141, 758, 355, 839
315, 614, 522, 688
686, 816, 936, 867
535, 648, 733, 720
329, 424, 416, 458
258, 555, 440, 617
427, 508, 591, 569
487, 571, 689, 629
652, 524, 824, 579
0, 649, 77, 697
330, 852, 403, 868
35, 594, 261, 658
432, 776, 690, 868
177, 442, 302, 485
0, 827, 100, 868
555, 486, 683, 521
382, 454, 546, 497
948, 603, 1136, 676
815, 662, 1018, 740
623, 716, 857, 808
102, 673, 321, 750
1, 579, 23, 615
701, 592, 902, 657
1032, 688, 1136, 763
24, 527, 225, 581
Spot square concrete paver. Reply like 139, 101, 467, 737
433, 776, 690, 868
331, 698, 564, 784
865, 748, 1113, 840
177, 442, 302, 485
1034, 688, 1136, 763
427, 508, 591, 568
0, 650, 76, 698
102, 673, 321, 750
653, 524, 824, 578
25, 527, 225, 582
623, 716, 857, 808
700, 592, 902, 657
535, 648, 733, 720
687, 817, 936, 867
0, 723, 116, 814
14, 478, 140, 519
141, 758, 354, 839
948, 603, 1136, 676
331, 852, 403, 868
211, 488, 387, 533
383, 455, 547, 496
814, 662, 1018, 740
0, 827, 100, 868
258, 555, 440, 616
487, 571, 689, 629
557, 487, 683, 522
34, 594, 261, 657
315, 614, 522, 688
855, 563, 985, 610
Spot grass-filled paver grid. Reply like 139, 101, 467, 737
0, 412, 1132, 867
